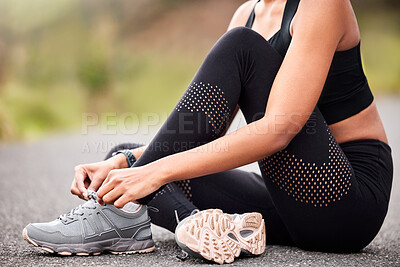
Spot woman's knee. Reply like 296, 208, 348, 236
209, 26, 281, 70
223, 27, 259, 45
217, 26, 276, 54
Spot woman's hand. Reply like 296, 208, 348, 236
96, 165, 164, 208
71, 154, 127, 200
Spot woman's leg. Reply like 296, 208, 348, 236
133, 27, 283, 204
105, 143, 293, 245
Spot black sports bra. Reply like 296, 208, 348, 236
246, 0, 374, 125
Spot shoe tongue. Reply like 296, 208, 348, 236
82, 200, 94, 208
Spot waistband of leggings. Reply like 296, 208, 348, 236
339, 138, 392, 153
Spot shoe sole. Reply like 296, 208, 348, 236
175, 209, 265, 264
23, 228, 155, 256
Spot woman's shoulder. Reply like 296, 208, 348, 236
297, 0, 347, 16
228, 0, 258, 30
294, 0, 345, 28
294, 0, 359, 50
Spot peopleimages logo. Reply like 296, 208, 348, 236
81, 112, 169, 135
81, 111, 318, 136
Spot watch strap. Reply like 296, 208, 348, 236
112, 149, 137, 167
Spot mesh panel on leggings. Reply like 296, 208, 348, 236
176, 81, 231, 138
260, 128, 352, 207
154, 184, 176, 198
175, 180, 193, 202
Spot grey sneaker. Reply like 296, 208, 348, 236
22, 191, 155, 256
175, 209, 265, 264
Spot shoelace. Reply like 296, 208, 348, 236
59, 191, 97, 223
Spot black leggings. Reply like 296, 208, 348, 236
105, 27, 393, 252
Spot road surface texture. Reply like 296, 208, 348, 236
0, 97, 399, 266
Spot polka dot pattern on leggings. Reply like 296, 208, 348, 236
154, 184, 176, 198
259, 128, 352, 207
175, 180, 193, 202
176, 81, 231, 138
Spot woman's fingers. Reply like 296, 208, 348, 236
97, 197, 105, 206
100, 188, 123, 205
97, 170, 128, 205
84, 177, 90, 189
114, 194, 133, 209
87, 175, 103, 193
70, 180, 79, 196
70, 180, 86, 200
97, 175, 115, 202
73, 165, 89, 200
96, 168, 154, 207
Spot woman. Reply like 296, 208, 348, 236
23, 0, 393, 264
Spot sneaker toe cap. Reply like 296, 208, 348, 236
23, 223, 50, 243
24, 223, 81, 245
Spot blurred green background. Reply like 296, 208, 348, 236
0, 0, 399, 141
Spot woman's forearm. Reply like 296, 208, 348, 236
152, 117, 290, 185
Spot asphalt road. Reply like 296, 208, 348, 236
0, 97, 399, 266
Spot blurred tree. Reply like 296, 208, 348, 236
77, 53, 110, 96
0, 42, 6, 87
0, 108, 14, 140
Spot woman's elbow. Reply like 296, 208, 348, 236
258, 117, 293, 153
261, 132, 291, 156
266, 113, 308, 152
272, 134, 291, 153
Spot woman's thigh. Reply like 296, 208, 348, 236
256, 107, 391, 252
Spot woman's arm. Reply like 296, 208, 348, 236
97, 0, 347, 207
